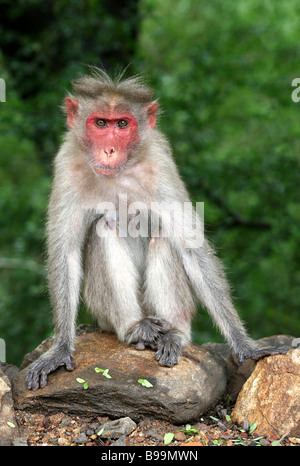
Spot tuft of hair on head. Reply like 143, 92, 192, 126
71, 66, 155, 104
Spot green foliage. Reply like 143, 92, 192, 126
0, 0, 299, 366
0, 60, 51, 364
0, 1, 139, 364
138, 0, 300, 342
137, 378, 153, 388
163, 432, 175, 445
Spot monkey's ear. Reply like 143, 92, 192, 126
147, 102, 159, 129
65, 97, 79, 128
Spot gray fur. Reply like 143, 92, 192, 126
26, 69, 288, 391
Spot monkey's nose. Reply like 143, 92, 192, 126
104, 147, 115, 156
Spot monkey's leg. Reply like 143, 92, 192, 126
180, 241, 289, 363
140, 238, 195, 367
84, 222, 145, 342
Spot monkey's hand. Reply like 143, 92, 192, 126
155, 332, 182, 367
236, 345, 290, 364
26, 349, 75, 391
126, 317, 171, 350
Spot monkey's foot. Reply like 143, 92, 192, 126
126, 317, 171, 350
155, 333, 182, 367
26, 351, 74, 391
236, 346, 290, 364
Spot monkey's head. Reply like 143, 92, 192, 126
64, 68, 159, 177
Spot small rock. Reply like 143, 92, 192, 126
59, 417, 70, 427
98, 417, 137, 439
146, 428, 163, 441
72, 432, 88, 444
174, 431, 186, 441
88, 422, 100, 431
258, 438, 270, 446
181, 441, 203, 446
110, 434, 127, 446
12, 437, 28, 446
58, 437, 70, 446
289, 437, 300, 444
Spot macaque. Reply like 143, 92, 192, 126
26, 68, 287, 390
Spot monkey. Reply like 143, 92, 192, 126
26, 68, 288, 391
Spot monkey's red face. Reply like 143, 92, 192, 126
84, 112, 139, 176
65, 97, 158, 177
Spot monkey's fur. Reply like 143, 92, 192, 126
26, 69, 287, 390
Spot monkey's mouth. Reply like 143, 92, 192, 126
92, 163, 124, 177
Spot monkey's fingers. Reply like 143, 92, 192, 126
26, 354, 75, 390
155, 333, 182, 367
26, 365, 49, 391
135, 341, 146, 350
126, 317, 171, 349
135, 340, 157, 351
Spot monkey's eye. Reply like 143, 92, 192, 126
95, 119, 107, 127
117, 120, 128, 128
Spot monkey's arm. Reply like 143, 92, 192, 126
26, 182, 90, 390
155, 167, 288, 364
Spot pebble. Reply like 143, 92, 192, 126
174, 432, 186, 441
258, 438, 270, 446
60, 417, 70, 427
58, 437, 69, 446
72, 433, 88, 444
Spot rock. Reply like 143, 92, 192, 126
12, 327, 227, 424
12, 437, 28, 446
231, 349, 300, 437
174, 431, 186, 441
204, 335, 295, 400
72, 432, 88, 444
0, 363, 20, 383
58, 437, 69, 446
97, 417, 137, 438
0, 368, 20, 445
110, 434, 127, 446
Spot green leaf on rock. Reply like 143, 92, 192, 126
138, 378, 153, 388
164, 432, 174, 445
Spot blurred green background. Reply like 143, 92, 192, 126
0, 0, 299, 366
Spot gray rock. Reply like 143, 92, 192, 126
12, 437, 28, 446
97, 417, 137, 438
110, 434, 127, 446
72, 432, 88, 444
0, 363, 20, 383
12, 327, 227, 424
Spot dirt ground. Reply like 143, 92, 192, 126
14, 399, 299, 447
